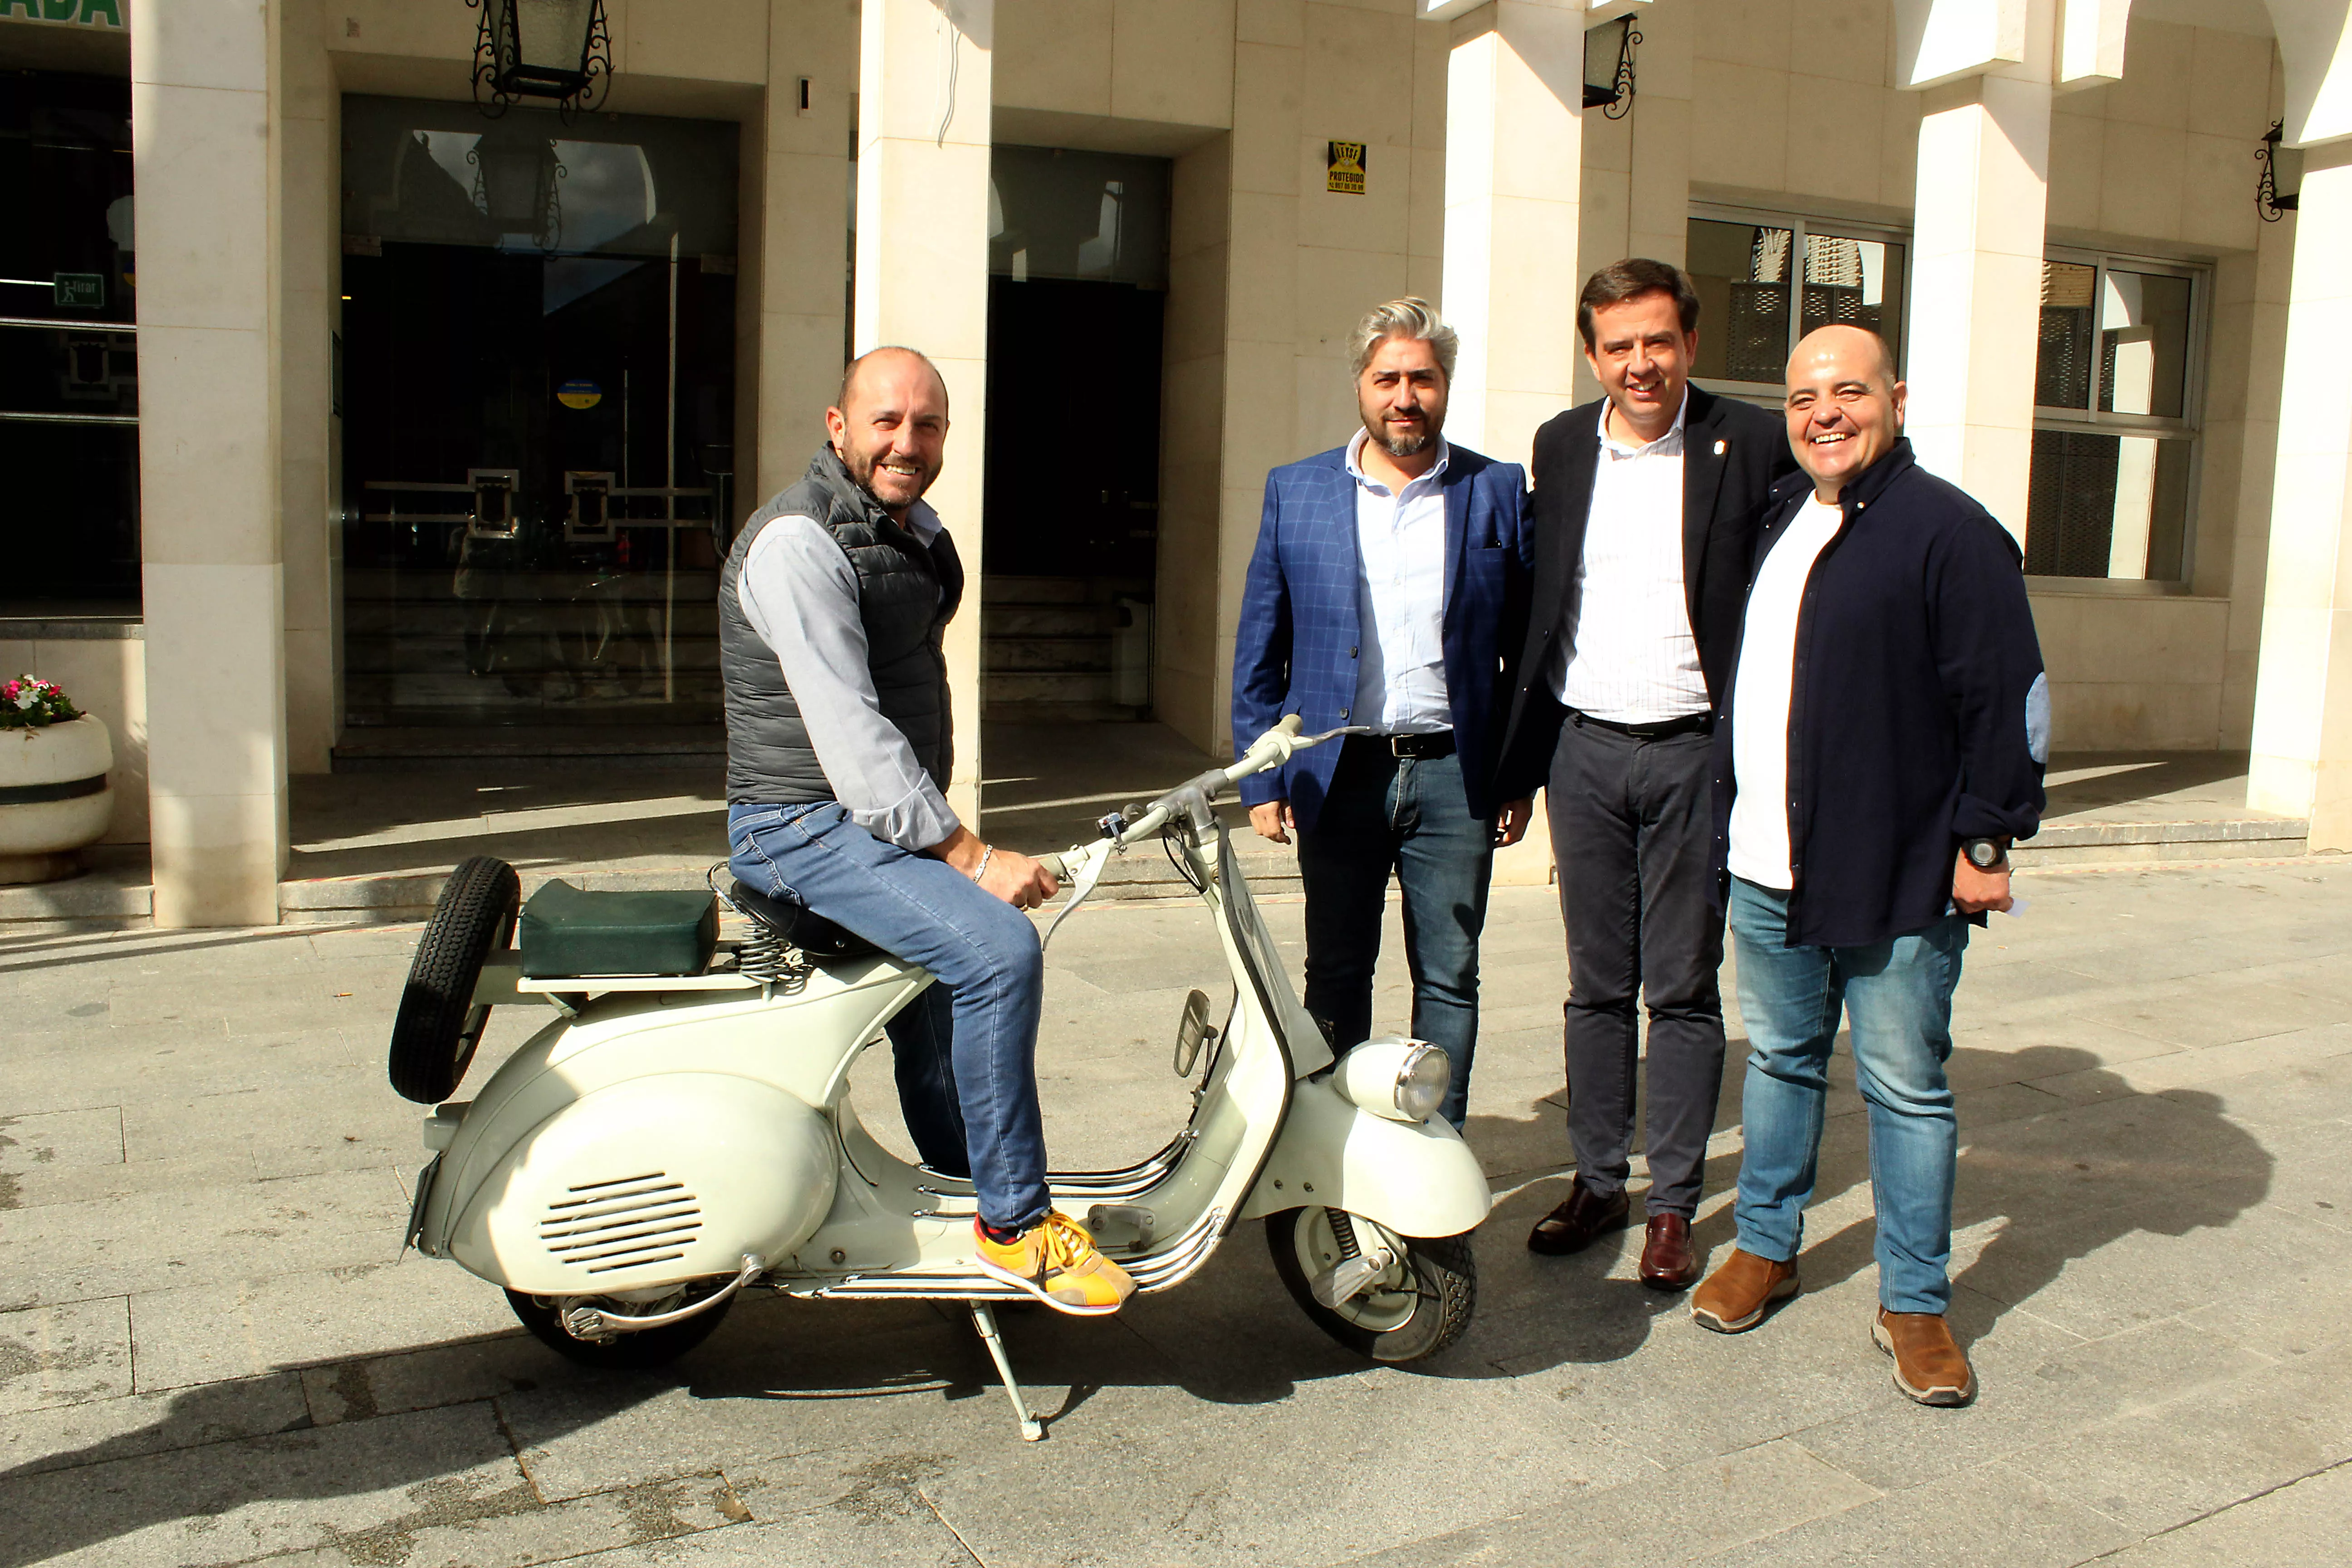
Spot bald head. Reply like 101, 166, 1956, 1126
1787, 325, 1896, 392
1783, 324, 1906, 502
827, 346, 951, 520
838, 345, 951, 419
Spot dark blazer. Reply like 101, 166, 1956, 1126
1709, 440, 2047, 948
1492, 386, 1798, 801
1231, 441, 1533, 834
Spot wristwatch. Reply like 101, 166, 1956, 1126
1960, 837, 2009, 871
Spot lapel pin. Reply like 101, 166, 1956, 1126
1714, 440, 1726, 456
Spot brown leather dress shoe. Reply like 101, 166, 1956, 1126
1526, 1179, 1631, 1256
1874, 1309, 1977, 1406
1637, 1213, 1701, 1290
1689, 1248, 1800, 1333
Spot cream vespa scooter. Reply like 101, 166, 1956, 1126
387, 719, 1491, 1439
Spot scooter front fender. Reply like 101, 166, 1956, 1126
1236, 1076, 1491, 1238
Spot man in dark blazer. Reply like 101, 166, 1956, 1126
1492, 259, 1799, 1286
1233, 298, 1533, 1128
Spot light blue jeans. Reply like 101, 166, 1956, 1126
728, 801, 1050, 1233
1728, 877, 1968, 1314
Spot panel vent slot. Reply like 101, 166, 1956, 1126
540, 1172, 703, 1274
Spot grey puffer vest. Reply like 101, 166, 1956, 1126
719, 445, 963, 804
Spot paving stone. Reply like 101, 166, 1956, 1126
1692, 1460, 2132, 1568
2093, 1459, 2352, 1567
0, 1400, 523, 1567
546, 1502, 977, 1566
2022, 1355, 2352, 1536
0, 1295, 131, 1416
1343, 1438, 1882, 1567
0, 1370, 309, 1480
0, 1105, 122, 1173
129, 1251, 522, 1392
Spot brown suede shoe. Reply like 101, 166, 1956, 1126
1637, 1213, 1701, 1291
1874, 1308, 1977, 1406
1526, 1178, 1631, 1256
1689, 1248, 1800, 1333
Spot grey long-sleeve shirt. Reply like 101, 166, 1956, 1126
733, 502, 962, 853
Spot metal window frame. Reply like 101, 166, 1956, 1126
1686, 201, 1915, 406
2030, 245, 2210, 586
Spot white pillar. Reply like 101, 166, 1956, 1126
133, 0, 288, 926
1901, 70, 2051, 544
1441, 0, 1586, 470
2249, 141, 2352, 847
855, 0, 991, 825
753, 0, 856, 509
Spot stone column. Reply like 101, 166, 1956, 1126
280, 4, 339, 772
1901, 70, 2051, 544
133, 0, 288, 926
854, 0, 991, 824
2248, 140, 2352, 848
1440, 0, 1586, 470
753, 0, 857, 509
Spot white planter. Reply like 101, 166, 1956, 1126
0, 715, 115, 885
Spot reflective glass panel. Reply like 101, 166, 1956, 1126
1799, 233, 1903, 367
2037, 260, 2097, 409
1687, 219, 1793, 383
2098, 270, 2193, 419
339, 97, 738, 727
0, 71, 139, 616
989, 146, 1170, 288
2025, 430, 2193, 580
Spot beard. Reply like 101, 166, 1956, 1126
1361, 413, 1436, 459
840, 440, 936, 506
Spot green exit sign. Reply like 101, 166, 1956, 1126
53, 272, 103, 309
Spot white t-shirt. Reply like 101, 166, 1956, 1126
1728, 494, 1845, 890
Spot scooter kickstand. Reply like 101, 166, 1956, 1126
967, 1302, 1045, 1442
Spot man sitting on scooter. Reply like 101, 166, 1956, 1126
720, 346, 1136, 1317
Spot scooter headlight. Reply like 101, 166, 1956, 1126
1333, 1036, 1451, 1123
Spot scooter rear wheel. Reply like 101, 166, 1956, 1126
506, 1285, 735, 1371
1268, 1207, 1476, 1364
388, 856, 520, 1104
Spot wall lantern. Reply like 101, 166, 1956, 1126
470, 123, 566, 250
2258, 120, 2299, 222
1583, 16, 1639, 119
467, 0, 612, 120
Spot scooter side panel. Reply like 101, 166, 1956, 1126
1236, 1077, 1493, 1237
446, 1073, 838, 1296
417, 957, 926, 1259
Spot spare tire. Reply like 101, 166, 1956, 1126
388, 857, 521, 1103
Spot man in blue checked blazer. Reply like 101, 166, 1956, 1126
1232, 298, 1534, 1128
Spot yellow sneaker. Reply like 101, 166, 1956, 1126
973, 1211, 1137, 1316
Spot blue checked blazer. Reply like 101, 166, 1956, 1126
1232, 442, 1533, 834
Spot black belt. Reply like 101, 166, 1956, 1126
1351, 730, 1456, 760
1568, 708, 1712, 740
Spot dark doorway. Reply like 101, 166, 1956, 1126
982, 145, 1169, 720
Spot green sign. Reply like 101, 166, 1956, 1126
53, 273, 103, 309
0, 1, 125, 27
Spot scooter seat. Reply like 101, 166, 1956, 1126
727, 881, 880, 961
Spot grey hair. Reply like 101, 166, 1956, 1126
1348, 297, 1458, 382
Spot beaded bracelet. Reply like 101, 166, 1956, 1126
970, 843, 995, 882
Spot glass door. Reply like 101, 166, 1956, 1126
338, 97, 737, 730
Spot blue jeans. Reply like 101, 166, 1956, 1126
1294, 740, 1493, 1128
727, 802, 1050, 1232
1728, 877, 1968, 1314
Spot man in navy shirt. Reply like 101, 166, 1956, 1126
1689, 325, 2046, 1408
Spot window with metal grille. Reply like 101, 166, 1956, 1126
1686, 208, 1907, 403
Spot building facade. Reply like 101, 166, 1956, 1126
4, 0, 2350, 925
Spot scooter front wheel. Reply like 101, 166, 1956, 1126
506, 1284, 735, 1371
1267, 1207, 1475, 1364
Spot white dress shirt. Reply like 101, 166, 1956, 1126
1553, 393, 1711, 723
1345, 428, 1453, 734
735, 499, 961, 853
1728, 493, 1844, 890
